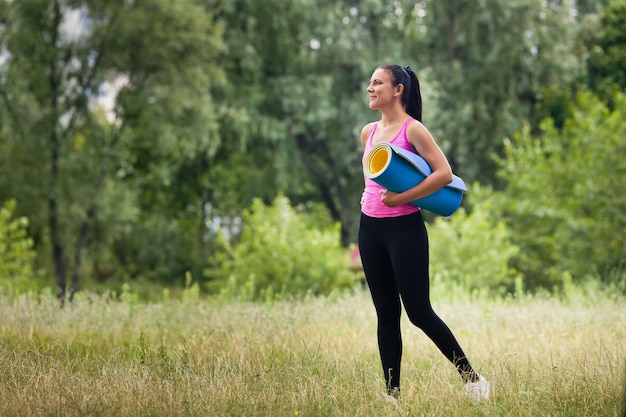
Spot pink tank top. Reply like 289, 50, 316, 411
361, 118, 421, 218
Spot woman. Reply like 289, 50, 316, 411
358, 64, 490, 401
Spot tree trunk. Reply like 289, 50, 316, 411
49, 0, 66, 307
50, 196, 67, 306
69, 124, 125, 302
49, 125, 66, 305
69, 212, 92, 303
294, 133, 354, 247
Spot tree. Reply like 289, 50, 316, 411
290, 0, 431, 244
210, 0, 430, 245
424, 0, 587, 185
0, 0, 224, 303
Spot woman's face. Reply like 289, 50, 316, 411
366, 68, 399, 110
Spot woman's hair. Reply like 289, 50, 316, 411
378, 64, 422, 122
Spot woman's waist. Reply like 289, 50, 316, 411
361, 187, 420, 218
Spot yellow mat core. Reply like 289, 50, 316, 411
369, 147, 390, 175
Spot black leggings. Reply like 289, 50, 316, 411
358, 211, 474, 391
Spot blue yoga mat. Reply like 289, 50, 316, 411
363, 142, 467, 217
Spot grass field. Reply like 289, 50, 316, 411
0, 286, 625, 416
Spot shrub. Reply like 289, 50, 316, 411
0, 199, 38, 294
206, 195, 355, 302
495, 91, 626, 289
428, 185, 521, 296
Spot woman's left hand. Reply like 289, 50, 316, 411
380, 189, 402, 207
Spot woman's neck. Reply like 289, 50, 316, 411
379, 110, 410, 127
376, 98, 408, 125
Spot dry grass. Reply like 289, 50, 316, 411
0, 287, 624, 416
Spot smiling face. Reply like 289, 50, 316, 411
366, 67, 402, 111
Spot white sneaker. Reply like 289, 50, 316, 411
383, 393, 399, 405
465, 374, 490, 401
383, 388, 401, 405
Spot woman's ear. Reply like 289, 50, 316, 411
394, 84, 404, 96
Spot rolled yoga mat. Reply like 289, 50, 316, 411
363, 142, 467, 217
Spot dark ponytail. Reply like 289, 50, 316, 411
379, 64, 422, 122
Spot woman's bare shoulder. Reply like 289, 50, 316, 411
360, 122, 377, 148
361, 121, 377, 135
406, 119, 435, 147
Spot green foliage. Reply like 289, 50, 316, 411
207, 195, 355, 302
0, 0, 618, 295
0, 200, 38, 294
586, 0, 626, 100
181, 271, 201, 304
210, 0, 408, 246
0, 0, 225, 297
429, 186, 521, 296
495, 91, 626, 289
425, 0, 586, 184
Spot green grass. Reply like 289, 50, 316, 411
0, 287, 624, 416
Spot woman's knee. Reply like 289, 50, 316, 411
376, 302, 402, 326
405, 306, 436, 329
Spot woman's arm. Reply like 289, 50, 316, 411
380, 120, 453, 207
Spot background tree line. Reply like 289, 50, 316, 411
0, 0, 624, 302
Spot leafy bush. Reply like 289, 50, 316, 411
207, 195, 356, 302
495, 91, 626, 289
0, 199, 37, 294
428, 185, 521, 296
